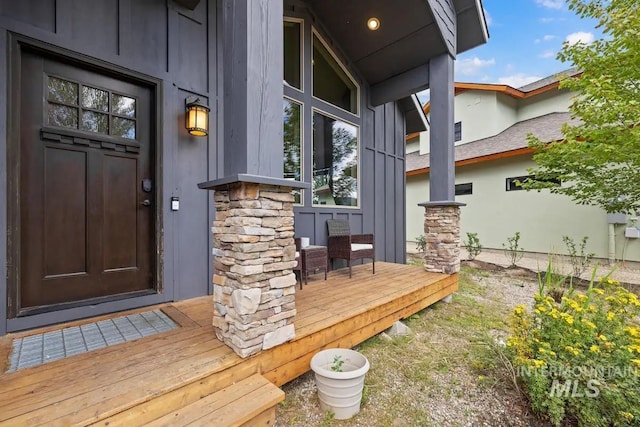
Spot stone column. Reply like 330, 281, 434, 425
419, 202, 464, 274
211, 182, 297, 358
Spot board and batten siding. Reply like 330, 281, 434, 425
286, 2, 408, 265
294, 100, 407, 265
0, 0, 218, 333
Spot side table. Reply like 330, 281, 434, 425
297, 245, 328, 288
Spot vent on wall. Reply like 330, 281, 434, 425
625, 227, 640, 238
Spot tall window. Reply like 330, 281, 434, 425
283, 20, 360, 208
284, 20, 302, 90
312, 33, 358, 114
283, 98, 302, 204
312, 111, 358, 206
454, 121, 462, 142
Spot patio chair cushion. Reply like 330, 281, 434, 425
326, 219, 375, 278
351, 243, 373, 252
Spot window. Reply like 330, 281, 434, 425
454, 121, 462, 142
283, 20, 302, 90
455, 183, 473, 196
312, 111, 358, 207
506, 175, 533, 191
283, 98, 302, 204
312, 32, 358, 114
283, 20, 360, 208
506, 175, 560, 191
47, 75, 137, 139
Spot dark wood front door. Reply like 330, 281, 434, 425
15, 50, 156, 314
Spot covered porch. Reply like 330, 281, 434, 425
0, 262, 456, 426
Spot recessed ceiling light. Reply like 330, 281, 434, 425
367, 17, 380, 31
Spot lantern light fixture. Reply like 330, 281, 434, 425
367, 17, 380, 31
185, 96, 210, 137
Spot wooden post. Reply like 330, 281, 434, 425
428, 53, 455, 202
221, 0, 284, 178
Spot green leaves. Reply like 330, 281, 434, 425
527, 0, 640, 213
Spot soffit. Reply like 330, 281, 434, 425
308, 0, 446, 86
307, 0, 488, 88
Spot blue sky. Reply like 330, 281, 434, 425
454, 0, 602, 87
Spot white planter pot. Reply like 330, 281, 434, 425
310, 348, 370, 420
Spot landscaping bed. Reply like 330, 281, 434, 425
276, 265, 544, 426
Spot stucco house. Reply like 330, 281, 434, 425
406, 70, 640, 264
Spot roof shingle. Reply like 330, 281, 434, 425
406, 112, 575, 172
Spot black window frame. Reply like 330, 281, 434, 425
506, 175, 561, 191
455, 182, 473, 196
454, 121, 462, 142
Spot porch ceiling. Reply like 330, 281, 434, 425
308, 0, 487, 88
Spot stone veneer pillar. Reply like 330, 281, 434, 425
420, 202, 464, 274
211, 182, 298, 358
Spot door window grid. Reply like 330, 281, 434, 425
47, 75, 137, 140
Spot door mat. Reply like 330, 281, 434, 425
7, 309, 178, 372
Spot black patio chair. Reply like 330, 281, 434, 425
326, 219, 375, 278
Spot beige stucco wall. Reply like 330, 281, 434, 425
406, 139, 420, 154
406, 156, 640, 262
406, 174, 430, 241
418, 88, 576, 155
405, 84, 640, 262
494, 93, 518, 132
518, 89, 574, 121
420, 90, 509, 154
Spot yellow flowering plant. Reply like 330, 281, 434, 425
507, 264, 640, 426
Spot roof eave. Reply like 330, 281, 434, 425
455, 0, 489, 54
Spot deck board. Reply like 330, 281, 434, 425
0, 262, 453, 426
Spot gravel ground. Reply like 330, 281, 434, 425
276, 253, 640, 427
275, 263, 546, 427
455, 247, 640, 286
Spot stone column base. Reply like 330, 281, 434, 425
211, 182, 298, 358
419, 202, 463, 274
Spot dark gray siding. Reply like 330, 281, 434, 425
287, 3, 408, 264
0, 27, 7, 335
295, 101, 406, 264
221, 0, 284, 178
0, 0, 218, 333
429, 0, 457, 56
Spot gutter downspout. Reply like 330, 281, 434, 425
608, 224, 616, 265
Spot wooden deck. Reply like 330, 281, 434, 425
0, 262, 456, 426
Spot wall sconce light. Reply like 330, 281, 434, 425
185, 96, 210, 136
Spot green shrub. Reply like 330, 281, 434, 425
563, 235, 595, 279
463, 232, 482, 260
507, 267, 640, 426
415, 235, 427, 253
503, 231, 524, 267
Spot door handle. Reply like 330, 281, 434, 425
142, 199, 152, 206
